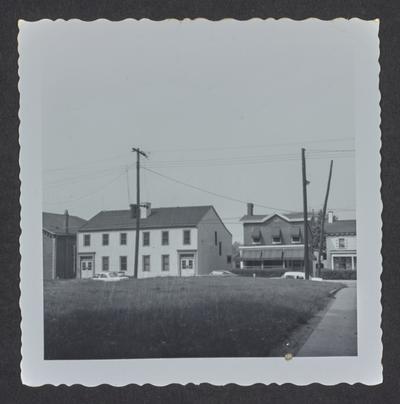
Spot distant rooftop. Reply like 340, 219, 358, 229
240, 212, 310, 222
43, 212, 87, 235
79, 205, 213, 232
325, 219, 357, 235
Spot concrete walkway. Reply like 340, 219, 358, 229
297, 281, 357, 357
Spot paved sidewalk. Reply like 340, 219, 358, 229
296, 281, 357, 357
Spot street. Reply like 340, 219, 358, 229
297, 280, 357, 357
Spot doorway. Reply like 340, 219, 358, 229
80, 256, 94, 278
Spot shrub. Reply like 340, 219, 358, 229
231, 268, 287, 278
320, 269, 357, 280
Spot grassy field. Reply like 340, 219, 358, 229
44, 277, 340, 359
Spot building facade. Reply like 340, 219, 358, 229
43, 211, 87, 280
325, 215, 357, 270
77, 205, 232, 278
239, 203, 312, 270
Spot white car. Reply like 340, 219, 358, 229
92, 272, 126, 282
210, 270, 237, 277
281, 272, 323, 281
281, 271, 305, 280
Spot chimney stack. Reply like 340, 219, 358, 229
130, 204, 139, 219
145, 202, 152, 218
327, 210, 334, 224
247, 203, 254, 216
64, 209, 69, 234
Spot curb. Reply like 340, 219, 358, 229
328, 285, 346, 297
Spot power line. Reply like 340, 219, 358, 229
144, 150, 355, 169
44, 171, 125, 205
125, 166, 131, 204
142, 166, 294, 213
43, 165, 130, 189
149, 137, 355, 153
43, 152, 132, 172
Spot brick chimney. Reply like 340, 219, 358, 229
64, 209, 69, 234
327, 210, 334, 224
130, 204, 139, 219
247, 203, 254, 216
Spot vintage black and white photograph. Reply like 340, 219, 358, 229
19, 19, 381, 385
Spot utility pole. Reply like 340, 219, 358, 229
132, 147, 148, 279
317, 160, 333, 277
302, 148, 310, 280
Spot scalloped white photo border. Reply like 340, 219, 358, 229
18, 18, 382, 386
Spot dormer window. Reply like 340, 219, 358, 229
272, 228, 282, 244
272, 236, 281, 244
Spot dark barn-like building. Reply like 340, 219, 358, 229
43, 211, 87, 280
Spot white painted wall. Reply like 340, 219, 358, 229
77, 227, 198, 278
326, 235, 357, 251
326, 235, 357, 269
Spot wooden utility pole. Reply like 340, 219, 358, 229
302, 148, 311, 280
132, 147, 148, 279
317, 160, 333, 277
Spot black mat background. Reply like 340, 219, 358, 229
1, 1, 399, 403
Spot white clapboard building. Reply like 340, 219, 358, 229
77, 204, 232, 278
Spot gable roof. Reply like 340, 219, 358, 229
79, 206, 213, 232
325, 220, 356, 236
240, 212, 310, 223
43, 212, 87, 235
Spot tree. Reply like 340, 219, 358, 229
310, 209, 337, 255
232, 241, 241, 269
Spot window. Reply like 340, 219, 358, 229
338, 238, 346, 248
291, 235, 301, 243
219, 241, 222, 256
162, 255, 170, 271
227, 255, 232, 264
120, 256, 127, 271
83, 234, 90, 246
143, 231, 150, 246
183, 230, 191, 245
214, 231, 218, 246
102, 233, 109, 246
162, 231, 169, 246
120, 233, 127, 245
272, 236, 281, 244
102, 256, 109, 271
142, 255, 150, 272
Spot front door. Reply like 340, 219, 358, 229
80, 259, 94, 278
180, 254, 195, 276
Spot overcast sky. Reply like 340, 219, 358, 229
20, 19, 379, 241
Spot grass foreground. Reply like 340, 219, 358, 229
44, 276, 340, 359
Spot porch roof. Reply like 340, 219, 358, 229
241, 247, 305, 260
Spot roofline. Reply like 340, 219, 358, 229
78, 224, 199, 233
241, 213, 311, 224
325, 232, 356, 236
43, 228, 79, 236
239, 244, 305, 249
42, 211, 87, 222
199, 206, 232, 236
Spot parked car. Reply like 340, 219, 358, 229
281, 272, 323, 281
91, 272, 127, 282
281, 271, 305, 280
116, 272, 130, 279
210, 270, 237, 276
